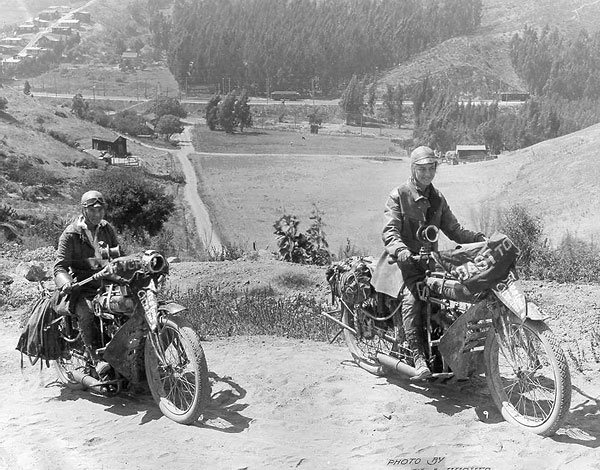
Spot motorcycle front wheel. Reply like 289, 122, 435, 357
484, 313, 571, 436
145, 315, 210, 425
342, 304, 399, 376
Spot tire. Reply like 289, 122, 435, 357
55, 331, 87, 391
145, 315, 210, 425
484, 314, 571, 436
342, 304, 399, 376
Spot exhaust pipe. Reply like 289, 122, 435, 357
376, 352, 420, 378
69, 369, 105, 389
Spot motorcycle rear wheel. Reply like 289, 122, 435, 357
342, 304, 398, 376
145, 315, 210, 425
484, 314, 571, 436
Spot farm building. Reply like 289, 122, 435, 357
454, 144, 496, 163
92, 136, 128, 157
499, 92, 530, 102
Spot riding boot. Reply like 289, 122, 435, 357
406, 331, 431, 381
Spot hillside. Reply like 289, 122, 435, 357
378, 0, 600, 97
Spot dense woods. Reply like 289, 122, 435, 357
409, 24, 600, 153
161, 0, 482, 95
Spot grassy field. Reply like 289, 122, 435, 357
191, 124, 408, 157
24, 64, 180, 102
190, 113, 600, 257
189, 124, 514, 256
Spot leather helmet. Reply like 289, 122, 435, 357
80, 190, 106, 208
410, 146, 438, 165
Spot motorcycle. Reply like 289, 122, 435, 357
46, 247, 209, 425
323, 229, 571, 436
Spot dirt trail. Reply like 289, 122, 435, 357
172, 125, 223, 253
1, 316, 600, 470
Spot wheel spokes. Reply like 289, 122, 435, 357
496, 324, 557, 424
154, 327, 197, 413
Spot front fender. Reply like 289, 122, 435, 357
526, 301, 545, 321
158, 302, 187, 316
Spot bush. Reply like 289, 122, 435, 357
48, 130, 79, 148
273, 208, 332, 266
86, 167, 175, 236
496, 203, 600, 283
496, 204, 547, 276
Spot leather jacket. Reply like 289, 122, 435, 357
54, 215, 120, 291
371, 179, 484, 297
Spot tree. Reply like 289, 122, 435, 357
89, 167, 175, 237
382, 83, 404, 127
219, 93, 237, 133
0, 97, 7, 111
155, 114, 184, 141
71, 93, 88, 118
205, 95, 221, 130
234, 90, 252, 132
339, 74, 365, 125
152, 97, 187, 119
23, 81, 31, 95
110, 109, 152, 136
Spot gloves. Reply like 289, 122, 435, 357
60, 282, 73, 295
475, 233, 487, 243
395, 249, 413, 264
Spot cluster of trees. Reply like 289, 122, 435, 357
71, 95, 186, 140
339, 75, 404, 126
510, 25, 600, 101
411, 74, 600, 154
205, 91, 252, 133
165, 0, 482, 95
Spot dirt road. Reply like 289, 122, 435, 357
173, 125, 223, 253
1, 316, 600, 470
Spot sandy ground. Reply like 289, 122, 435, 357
2, 311, 600, 470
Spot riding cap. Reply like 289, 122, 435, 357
410, 146, 438, 165
80, 190, 106, 208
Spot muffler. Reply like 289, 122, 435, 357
376, 352, 420, 378
68, 369, 105, 389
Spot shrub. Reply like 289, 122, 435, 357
496, 204, 547, 276
495, 203, 600, 283
273, 209, 332, 266
48, 130, 78, 148
86, 167, 175, 236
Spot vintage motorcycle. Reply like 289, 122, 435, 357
47, 247, 209, 425
323, 229, 571, 436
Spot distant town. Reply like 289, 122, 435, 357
0, 5, 92, 72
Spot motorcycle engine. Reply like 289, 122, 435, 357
97, 284, 135, 315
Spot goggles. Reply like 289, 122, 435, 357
81, 197, 106, 208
